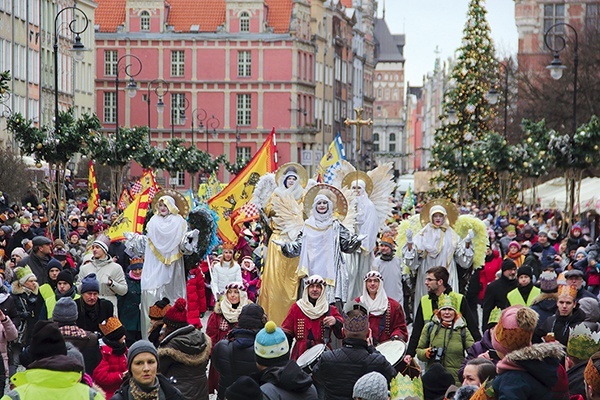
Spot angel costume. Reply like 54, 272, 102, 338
258, 167, 305, 325
402, 205, 474, 314
141, 195, 188, 338
281, 190, 362, 304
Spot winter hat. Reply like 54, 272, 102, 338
127, 340, 158, 373
225, 376, 263, 400
80, 273, 100, 293
68, 231, 80, 239
46, 258, 63, 274
453, 385, 478, 400
517, 266, 533, 279
99, 317, 127, 341
508, 241, 521, 251
53, 248, 68, 260
352, 371, 389, 400
149, 297, 172, 320
128, 256, 144, 271
575, 248, 588, 259
501, 259, 517, 272
421, 363, 455, 400
15, 265, 36, 285
531, 242, 544, 253
521, 240, 532, 249
505, 225, 516, 233
92, 234, 110, 255
492, 305, 538, 356
254, 321, 290, 367
52, 297, 78, 323
10, 247, 26, 259
344, 300, 370, 333
29, 320, 67, 362
539, 271, 558, 293
56, 269, 74, 287
237, 303, 266, 330
65, 342, 85, 372
163, 298, 189, 329
32, 236, 52, 247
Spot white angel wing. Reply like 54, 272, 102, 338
329, 160, 356, 189
251, 173, 277, 209
270, 193, 305, 241
305, 178, 318, 193
367, 162, 395, 227
342, 195, 358, 233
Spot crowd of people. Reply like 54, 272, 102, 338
0, 165, 599, 400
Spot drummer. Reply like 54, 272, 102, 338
281, 274, 344, 360
356, 270, 408, 346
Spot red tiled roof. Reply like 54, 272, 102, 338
265, 0, 293, 34
340, 0, 353, 7
96, 0, 126, 33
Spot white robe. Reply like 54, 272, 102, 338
373, 255, 404, 307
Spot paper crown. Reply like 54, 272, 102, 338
437, 293, 459, 312
379, 236, 396, 248
585, 353, 600, 393
222, 242, 235, 251
390, 373, 424, 400
568, 324, 600, 360
99, 317, 124, 337
344, 313, 369, 333
558, 284, 578, 299
488, 307, 502, 325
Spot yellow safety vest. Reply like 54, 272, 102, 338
39, 284, 54, 301
507, 286, 541, 307
421, 292, 464, 321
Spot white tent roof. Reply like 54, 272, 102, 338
522, 176, 600, 212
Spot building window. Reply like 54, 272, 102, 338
236, 146, 252, 161
171, 171, 185, 187
170, 93, 187, 125
104, 50, 118, 76
388, 133, 396, 152
103, 92, 116, 123
140, 11, 150, 31
171, 50, 185, 77
238, 51, 251, 77
240, 12, 250, 32
237, 94, 252, 126
586, 4, 600, 30
373, 133, 380, 152
544, 4, 565, 49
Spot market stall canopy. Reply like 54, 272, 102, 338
522, 176, 600, 213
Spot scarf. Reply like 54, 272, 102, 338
380, 253, 394, 262
104, 337, 128, 355
129, 378, 160, 400
220, 290, 250, 323
296, 284, 329, 320
56, 285, 77, 300
360, 283, 388, 316
129, 271, 142, 281
506, 251, 522, 260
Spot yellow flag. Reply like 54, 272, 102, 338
87, 161, 99, 215
209, 130, 277, 243
107, 187, 151, 242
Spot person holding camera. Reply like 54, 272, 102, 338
416, 293, 474, 384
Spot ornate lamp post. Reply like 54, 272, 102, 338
191, 108, 207, 148
205, 114, 220, 154
486, 61, 510, 138
114, 54, 142, 140
146, 79, 169, 142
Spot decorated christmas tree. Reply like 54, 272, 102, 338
429, 0, 498, 203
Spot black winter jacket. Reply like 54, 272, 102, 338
212, 328, 259, 399
256, 360, 318, 400
533, 307, 586, 346
482, 275, 517, 330
312, 338, 396, 400
111, 374, 184, 400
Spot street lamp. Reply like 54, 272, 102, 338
146, 79, 169, 142
54, 6, 89, 134
544, 22, 578, 135
170, 95, 189, 140
205, 115, 220, 154
486, 61, 510, 138
191, 108, 207, 148
114, 54, 142, 140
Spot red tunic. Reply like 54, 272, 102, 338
206, 310, 237, 394
355, 296, 408, 345
281, 303, 344, 360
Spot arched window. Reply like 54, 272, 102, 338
240, 12, 250, 32
373, 133, 380, 152
388, 133, 396, 152
140, 11, 150, 31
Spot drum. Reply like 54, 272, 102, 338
296, 344, 327, 374
376, 340, 407, 367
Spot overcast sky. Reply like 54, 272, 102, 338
381, 0, 519, 86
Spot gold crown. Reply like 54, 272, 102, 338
99, 317, 123, 336
149, 303, 172, 319
568, 324, 600, 360
437, 293, 459, 311
222, 242, 236, 251
558, 284, 578, 299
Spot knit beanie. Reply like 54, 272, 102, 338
46, 258, 63, 274
65, 342, 86, 372
149, 297, 172, 320
225, 376, 263, 400
99, 316, 127, 342
81, 273, 100, 294
517, 266, 533, 279
92, 234, 110, 255
492, 305, 538, 356
453, 385, 478, 400
254, 321, 290, 367
29, 320, 68, 362
539, 271, 558, 293
352, 372, 389, 400
127, 340, 158, 373
15, 265, 36, 285
237, 303, 266, 330
163, 298, 189, 329
52, 297, 78, 324
501, 259, 517, 272
508, 241, 521, 251
56, 269, 74, 287
422, 363, 455, 400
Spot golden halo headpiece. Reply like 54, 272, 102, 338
419, 198, 458, 227
275, 162, 308, 188
341, 171, 373, 196
303, 183, 348, 220
150, 189, 190, 218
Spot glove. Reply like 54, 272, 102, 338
425, 347, 433, 359
271, 239, 286, 247
406, 229, 413, 244
356, 234, 367, 242
465, 229, 474, 243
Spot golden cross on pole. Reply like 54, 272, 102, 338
344, 107, 373, 154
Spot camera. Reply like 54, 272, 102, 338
430, 347, 445, 362
10, 257, 16, 263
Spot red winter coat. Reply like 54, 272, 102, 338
479, 250, 502, 303
92, 345, 128, 399
186, 267, 207, 328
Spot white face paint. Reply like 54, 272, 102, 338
351, 181, 364, 196
158, 201, 169, 216
432, 212, 445, 226
316, 199, 329, 214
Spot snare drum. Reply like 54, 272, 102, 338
296, 344, 327, 374
375, 340, 407, 367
